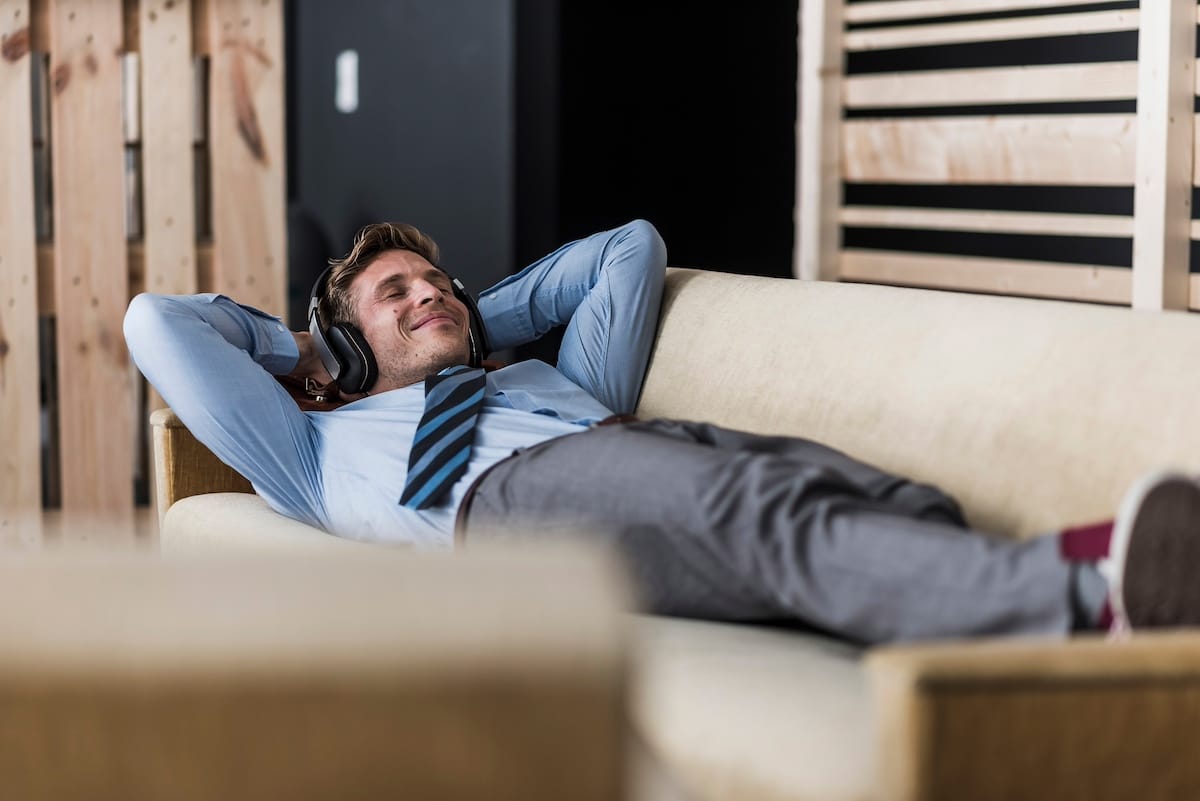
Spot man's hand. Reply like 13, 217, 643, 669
291, 331, 334, 387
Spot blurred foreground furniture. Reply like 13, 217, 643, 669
0, 548, 628, 801
155, 268, 1200, 801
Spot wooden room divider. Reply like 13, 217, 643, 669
798, 0, 1197, 311
0, 0, 285, 546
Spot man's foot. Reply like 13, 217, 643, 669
1109, 471, 1200, 631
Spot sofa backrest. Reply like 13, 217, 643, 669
637, 269, 1200, 539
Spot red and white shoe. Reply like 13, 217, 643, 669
1107, 471, 1200, 633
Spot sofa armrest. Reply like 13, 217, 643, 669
150, 408, 252, 522
868, 632, 1200, 801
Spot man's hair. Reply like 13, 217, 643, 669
321, 222, 442, 327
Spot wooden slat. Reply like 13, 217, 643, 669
0, 0, 43, 547
1188, 275, 1200, 311
842, 115, 1136, 185
840, 249, 1131, 305
845, 0, 1111, 25
37, 241, 214, 316
844, 62, 1137, 109
140, 0, 196, 298
140, 0, 197, 421
844, 9, 1139, 52
1132, 0, 1194, 311
796, 0, 842, 280
206, 0, 286, 313
49, 0, 134, 538
840, 207, 1134, 238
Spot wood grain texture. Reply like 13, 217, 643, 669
842, 115, 1136, 185
0, 0, 42, 547
206, 0, 285, 313
796, 0, 842, 280
844, 62, 1137, 109
1131, 0, 1194, 311
49, 0, 134, 537
840, 207, 1134, 238
139, 0, 195, 415
844, 8, 1140, 52
840, 249, 1131, 305
845, 0, 1111, 24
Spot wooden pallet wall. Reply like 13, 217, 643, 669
0, 0, 285, 545
797, 0, 1199, 312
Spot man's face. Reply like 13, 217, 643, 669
349, 249, 471, 393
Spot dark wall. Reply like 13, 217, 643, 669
551, 3, 798, 278
287, 1, 801, 331
287, 0, 515, 325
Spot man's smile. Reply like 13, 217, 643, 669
410, 312, 458, 331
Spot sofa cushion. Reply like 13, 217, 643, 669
632, 616, 871, 801
638, 269, 1200, 539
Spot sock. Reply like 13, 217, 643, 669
1069, 562, 1112, 630
1059, 520, 1113, 561
1059, 521, 1115, 630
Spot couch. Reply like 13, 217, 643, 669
153, 268, 1200, 801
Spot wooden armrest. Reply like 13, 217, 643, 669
150, 408, 253, 522
868, 632, 1200, 801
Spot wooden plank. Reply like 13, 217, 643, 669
140, 0, 196, 425
844, 9, 1139, 52
140, 0, 196, 298
38, 242, 213, 316
49, 0, 134, 538
840, 207, 1134, 238
842, 115, 1136, 185
844, 62, 1137, 109
1188, 275, 1200, 311
796, 0, 842, 281
206, 0, 285, 313
845, 0, 1113, 25
0, 0, 43, 547
1132, 0, 1194, 311
840, 249, 1131, 305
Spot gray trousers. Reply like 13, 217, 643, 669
462, 419, 1073, 644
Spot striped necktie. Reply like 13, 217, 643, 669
399, 365, 487, 510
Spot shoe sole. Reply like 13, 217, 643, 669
1110, 471, 1200, 629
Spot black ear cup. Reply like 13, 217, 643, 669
325, 322, 378, 394
451, 278, 492, 367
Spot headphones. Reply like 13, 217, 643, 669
307, 262, 492, 395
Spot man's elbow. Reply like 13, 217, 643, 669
123, 293, 176, 362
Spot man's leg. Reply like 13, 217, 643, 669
463, 421, 1073, 644
643, 419, 967, 526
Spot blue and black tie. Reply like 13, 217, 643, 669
399, 365, 487, 510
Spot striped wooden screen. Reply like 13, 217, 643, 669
798, 0, 1199, 311
0, 0, 285, 545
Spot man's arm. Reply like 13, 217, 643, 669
124, 293, 326, 526
478, 219, 667, 414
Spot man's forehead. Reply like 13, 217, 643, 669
351, 251, 449, 300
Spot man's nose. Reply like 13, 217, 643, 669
414, 280, 446, 304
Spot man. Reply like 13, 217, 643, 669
125, 220, 1200, 644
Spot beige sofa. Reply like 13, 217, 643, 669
154, 268, 1200, 801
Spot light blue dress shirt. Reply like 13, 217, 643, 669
125, 220, 666, 548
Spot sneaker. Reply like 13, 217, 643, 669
1108, 471, 1200, 631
